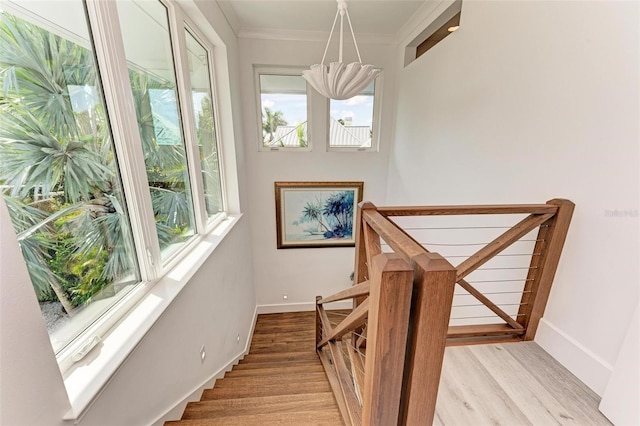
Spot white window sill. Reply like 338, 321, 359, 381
62, 214, 242, 421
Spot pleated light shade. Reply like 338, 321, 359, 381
302, 0, 379, 100
303, 62, 379, 101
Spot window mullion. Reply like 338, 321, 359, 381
85, 0, 161, 281
166, 3, 208, 233
186, 22, 229, 218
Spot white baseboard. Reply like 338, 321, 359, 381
257, 300, 353, 314
535, 318, 613, 396
150, 305, 259, 426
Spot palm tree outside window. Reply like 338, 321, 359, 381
0, 0, 227, 363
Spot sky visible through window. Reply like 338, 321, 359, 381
261, 93, 374, 127
261, 93, 306, 126
330, 94, 374, 127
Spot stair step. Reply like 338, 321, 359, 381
249, 337, 315, 346
214, 372, 328, 388
170, 313, 343, 425
254, 320, 315, 328
182, 392, 337, 420
238, 351, 319, 364
251, 329, 314, 337
232, 359, 320, 370
166, 409, 343, 425
255, 312, 314, 321
225, 364, 324, 377
249, 343, 316, 354
202, 379, 331, 400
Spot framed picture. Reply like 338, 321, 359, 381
275, 181, 364, 249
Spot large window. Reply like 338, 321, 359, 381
254, 66, 382, 152
185, 29, 224, 217
256, 68, 310, 150
117, 0, 196, 260
0, 0, 226, 369
328, 79, 379, 150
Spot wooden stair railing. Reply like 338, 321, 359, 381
315, 198, 573, 426
368, 198, 574, 344
316, 251, 456, 425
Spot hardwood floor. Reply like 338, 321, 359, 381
436, 342, 612, 425
168, 311, 611, 426
166, 312, 344, 425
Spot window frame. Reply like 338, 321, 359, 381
1, 0, 231, 375
254, 65, 312, 152
326, 71, 383, 152
170, 9, 228, 235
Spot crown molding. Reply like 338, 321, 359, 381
215, 0, 240, 36
237, 27, 397, 45
394, 0, 447, 45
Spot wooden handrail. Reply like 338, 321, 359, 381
361, 208, 425, 261
317, 281, 370, 305
317, 299, 369, 349
377, 204, 559, 216
315, 198, 573, 426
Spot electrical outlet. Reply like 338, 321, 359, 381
283, 293, 288, 300
200, 345, 206, 363
236, 333, 240, 343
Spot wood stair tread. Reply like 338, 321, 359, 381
249, 339, 316, 346
169, 312, 343, 425
231, 359, 320, 370
214, 371, 328, 387
224, 364, 323, 377
238, 351, 320, 363
248, 345, 316, 354
166, 409, 343, 425
251, 329, 315, 336
182, 392, 337, 419
203, 380, 331, 399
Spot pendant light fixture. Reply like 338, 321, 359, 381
302, 0, 379, 100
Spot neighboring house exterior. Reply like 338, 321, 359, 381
264, 118, 371, 148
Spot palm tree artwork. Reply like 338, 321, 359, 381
322, 191, 355, 238
287, 189, 357, 242
300, 199, 330, 235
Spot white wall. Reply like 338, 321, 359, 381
238, 37, 398, 309
80, 218, 256, 426
600, 301, 640, 424
0, 196, 72, 426
0, 1, 257, 425
389, 0, 639, 397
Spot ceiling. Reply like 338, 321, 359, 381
216, 0, 431, 42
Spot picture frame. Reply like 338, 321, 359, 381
275, 181, 364, 249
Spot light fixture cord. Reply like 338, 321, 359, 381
320, 0, 363, 65
339, 12, 344, 62
345, 9, 363, 63
321, 10, 340, 65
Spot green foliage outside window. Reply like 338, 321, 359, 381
0, 13, 194, 317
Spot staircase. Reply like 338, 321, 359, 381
170, 199, 574, 426
166, 311, 344, 425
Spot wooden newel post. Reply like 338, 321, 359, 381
362, 253, 414, 426
518, 198, 575, 340
400, 253, 457, 426
353, 202, 378, 289
316, 296, 323, 347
